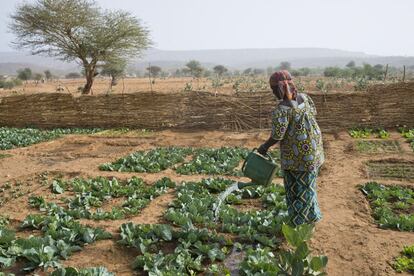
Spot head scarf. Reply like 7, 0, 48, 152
269, 70, 297, 101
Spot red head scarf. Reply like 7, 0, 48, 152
269, 70, 297, 100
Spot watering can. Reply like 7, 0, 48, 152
237, 149, 279, 189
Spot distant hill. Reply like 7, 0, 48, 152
0, 48, 413, 76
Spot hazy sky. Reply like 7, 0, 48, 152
0, 0, 413, 56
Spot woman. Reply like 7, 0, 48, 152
258, 70, 324, 226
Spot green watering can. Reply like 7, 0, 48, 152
238, 149, 279, 189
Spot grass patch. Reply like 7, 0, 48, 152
356, 140, 401, 154
360, 182, 414, 231
366, 160, 414, 180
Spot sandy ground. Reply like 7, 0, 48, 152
0, 130, 413, 275
0, 76, 363, 97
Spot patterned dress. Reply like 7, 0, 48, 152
271, 93, 324, 226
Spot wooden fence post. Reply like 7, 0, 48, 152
403, 65, 406, 82
259, 94, 262, 130
148, 63, 153, 93
384, 64, 389, 81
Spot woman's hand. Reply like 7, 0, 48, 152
258, 137, 279, 156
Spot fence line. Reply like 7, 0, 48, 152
0, 82, 413, 132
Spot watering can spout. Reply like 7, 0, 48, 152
237, 182, 254, 189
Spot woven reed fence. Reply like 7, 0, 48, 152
0, 82, 413, 132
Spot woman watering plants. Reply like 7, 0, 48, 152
257, 70, 324, 226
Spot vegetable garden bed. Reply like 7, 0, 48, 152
121, 178, 327, 275
0, 127, 101, 150
100, 147, 282, 177
348, 128, 390, 139
366, 160, 414, 181
355, 140, 401, 154
360, 182, 414, 231
32, 176, 176, 221
0, 175, 176, 273
99, 147, 193, 173
175, 147, 249, 176
0, 173, 327, 275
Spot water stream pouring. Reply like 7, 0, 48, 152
214, 148, 279, 220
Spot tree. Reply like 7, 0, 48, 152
17, 67, 32, 82
243, 68, 253, 75
44, 70, 52, 81
34, 73, 43, 84
185, 60, 203, 78
279, 61, 291, 70
324, 67, 342, 78
213, 65, 228, 76
146, 66, 162, 78
101, 58, 127, 86
346, 61, 356, 68
65, 72, 82, 79
10, 0, 151, 94
253, 68, 265, 75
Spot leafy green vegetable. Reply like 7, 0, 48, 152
176, 147, 249, 176
0, 127, 101, 150
240, 224, 327, 276
51, 266, 115, 276
0, 216, 9, 228
394, 244, 414, 273
34, 176, 175, 221
399, 127, 414, 152
51, 179, 66, 194
165, 179, 288, 247
360, 182, 414, 231
348, 127, 390, 139
99, 147, 192, 172
119, 223, 230, 275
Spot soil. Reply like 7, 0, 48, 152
0, 130, 413, 276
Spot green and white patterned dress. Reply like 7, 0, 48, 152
271, 93, 324, 226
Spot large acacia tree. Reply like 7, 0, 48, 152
10, 0, 151, 94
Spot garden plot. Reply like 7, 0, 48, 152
28, 176, 175, 221
100, 146, 282, 177
355, 140, 402, 154
99, 147, 193, 173
1, 129, 413, 275
175, 147, 249, 176
348, 128, 390, 139
119, 178, 327, 275
0, 127, 101, 150
0, 172, 50, 210
0, 175, 175, 273
0, 175, 327, 275
366, 160, 414, 180
360, 182, 414, 231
